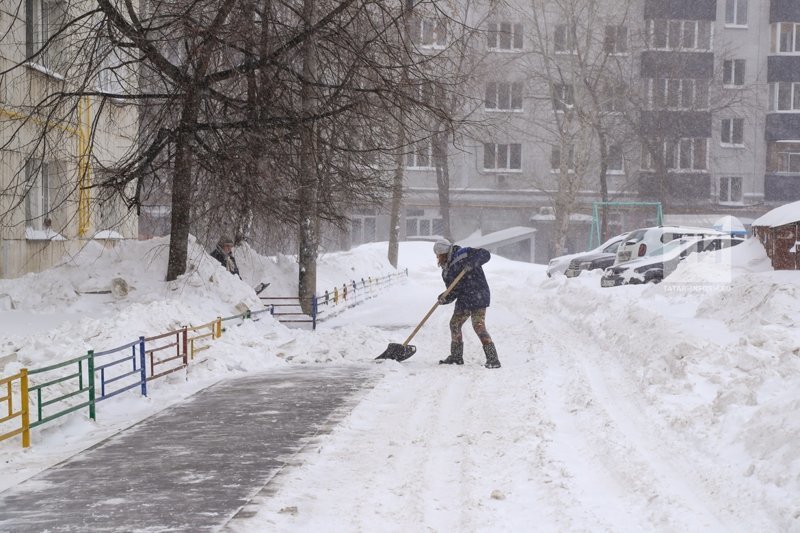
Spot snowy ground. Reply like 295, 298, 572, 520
1, 237, 798, 532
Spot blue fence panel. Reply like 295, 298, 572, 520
92, 336, 147, 402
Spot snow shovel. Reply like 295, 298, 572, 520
375, 268, 467, 362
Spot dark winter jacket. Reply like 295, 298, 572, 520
440, 245, 491, 311
211, 246, 241, 278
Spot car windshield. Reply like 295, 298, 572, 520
648, 238, 695, 257
624, 230, 646, 243
603, 240, 623, 253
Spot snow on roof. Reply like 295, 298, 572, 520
530, 213, 594, 222
92, 230, 124, 240
458, 226, 536, 249
752, 200, 800, 228
24, 227, 66, 241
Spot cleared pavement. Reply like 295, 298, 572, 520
0, 365, 380, 532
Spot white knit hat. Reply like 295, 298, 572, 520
433, 239, 453, 255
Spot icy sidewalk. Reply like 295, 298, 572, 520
0, 365, 380, 532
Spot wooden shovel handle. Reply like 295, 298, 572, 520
402, 268, 468, 346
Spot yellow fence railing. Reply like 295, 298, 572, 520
186, 318, 221, 360
0, 369, 30, 448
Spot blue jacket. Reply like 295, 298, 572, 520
440, 246, 491, 311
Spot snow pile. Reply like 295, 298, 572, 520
0, 237, 408, 489
537, 238, 800, 528
1, 236, 798, 531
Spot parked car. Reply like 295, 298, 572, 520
546, 234, 627, 277
564, 234, 627, 277
601, 235, 744, 287
614, 226, 727, 265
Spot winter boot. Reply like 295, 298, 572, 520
439, 342, 464, 365
483, 343, 501, 369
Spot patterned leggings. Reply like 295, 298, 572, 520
450, 308, 493, 345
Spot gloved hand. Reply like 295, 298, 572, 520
462, 264, 472, 273
437, 292, 448, 305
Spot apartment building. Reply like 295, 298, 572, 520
0, 0, 138, 278
352, 0, 789, 263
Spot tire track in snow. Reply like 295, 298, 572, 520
530, 307, 758, 531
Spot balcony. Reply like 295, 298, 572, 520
638, 172, 710, 205
771, 0, 800, 23
765, 173, 800, 201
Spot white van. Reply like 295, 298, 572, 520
614, 226, 726, 265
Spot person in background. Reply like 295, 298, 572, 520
211, 237, 241, 278
433, 239, 501, 369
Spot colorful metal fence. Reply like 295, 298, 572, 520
93, 337, 147, 401
0, 269, 408, 448
0, 369, 29, 447
261, 269, 408, 329
186, 319, 220, 360
28, 353, 96, 429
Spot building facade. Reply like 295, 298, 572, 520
352, 0, 790, 263
0, 0, 139, 278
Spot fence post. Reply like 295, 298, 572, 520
20, 368, 30, 448
138, 336, 147, 397
181, 327, 188, 365
312, 295, 318, 330
87, 351, 96, 421
215, 317, 222, 338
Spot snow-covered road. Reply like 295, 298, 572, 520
228, 241, 797, 532
1, 239, 796, 532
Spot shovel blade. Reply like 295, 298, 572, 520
375, 343, 416, 361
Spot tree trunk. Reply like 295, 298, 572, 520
387, 141, 404, 268
298, 0, 318, 314
433, 125, 452, 240
165, 92, 199, 281
387, 0, 414, 268
597, 131, 609, 241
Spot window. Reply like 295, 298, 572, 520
550, 145, 575, 172
719, 176, 743, 203
26, 0, 67, 72
647, 19, 712, 51
673, 138, 707, 170
484, 143, 522, 171
487, 22, 523, 50
410, 15, 447, 48
721, 118, 744, 145
485, 81, 523, 110
406, 139, 434, 168
767, 142, 800, 173
351, 209, 377, 244
772, 22, 800, 53
411, 81, 435, 106
405, 209, 443, 237
725, 0, 747, 26
648, 79, 708, 110
608, 144, 624, 173
552, 83, 574, 111
723, 59, 745, 86
604, 25, 628, 54
554, 24, 576, 53
98, 46, 134, 96
769, 82, 800, 111
603, 84, 625, 113
642, 139, 708, 171
24, 158, 62, 230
